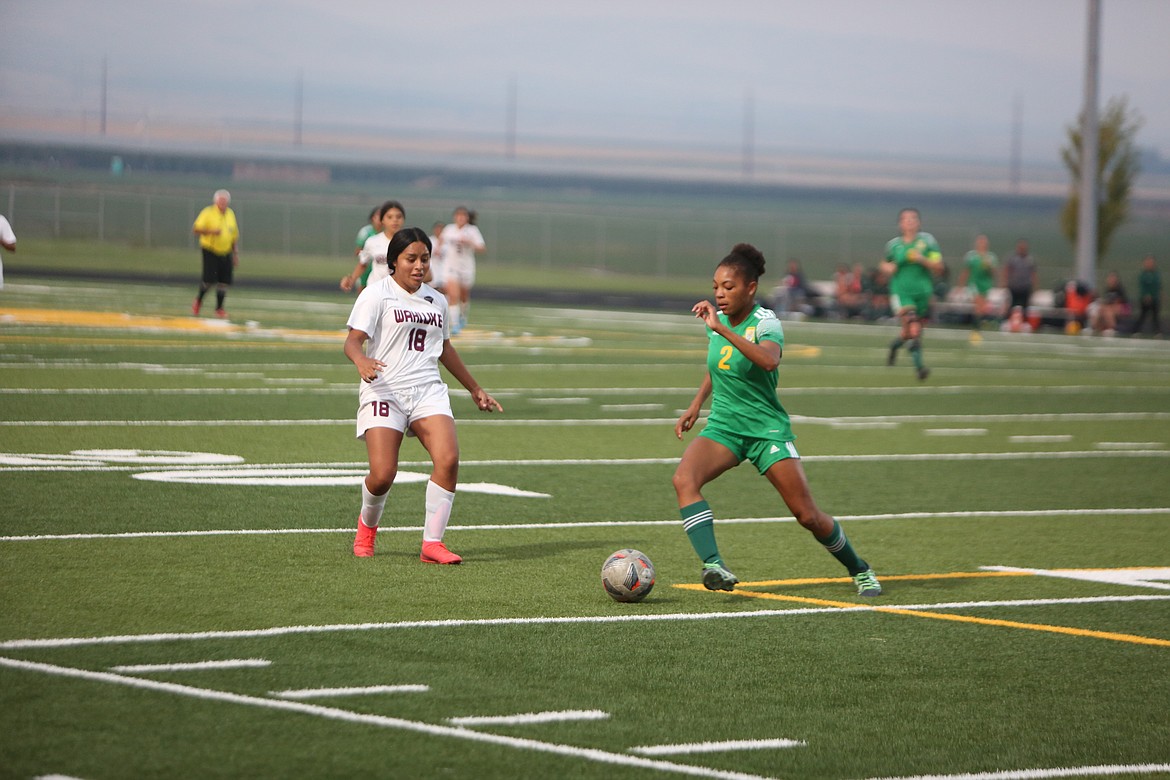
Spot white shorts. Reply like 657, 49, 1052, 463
444, 257, 476, 288
356, 381, 453, 439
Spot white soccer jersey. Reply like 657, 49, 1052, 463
347, 276, 450, 402
358, 232, 393, 285
439, 223, 484, 270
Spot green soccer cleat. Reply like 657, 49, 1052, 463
853, 569, 883, 597
702, 562, 738, 592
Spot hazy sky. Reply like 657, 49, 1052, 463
2, 0, 1169, 165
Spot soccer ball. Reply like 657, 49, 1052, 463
601, 549, 655, 603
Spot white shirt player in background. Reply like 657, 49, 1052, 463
438, 206, 485, 334
340, 200, 405, 292
0, 214, 16, 289
344, 226, 503, 564
426, 221, 447, 294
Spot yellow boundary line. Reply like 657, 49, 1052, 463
674, 570, 1170, 648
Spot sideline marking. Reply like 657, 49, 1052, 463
732, 571, 1034, 588
109, 659, 271, 673
449, 710, 609, 727
5, 507, 1170, 543
865, 764, 1170, 780
0, 656, 775, 780
4, 595, 1168, 651
630, 739, 806, 756
272, 685, 429, 699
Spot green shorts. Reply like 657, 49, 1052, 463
890, 289, 931, 317
700, 426, 800, 475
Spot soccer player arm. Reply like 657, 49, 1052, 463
439, 341, 503, 412
676, 373, 712, 439
344, 328, 384, 382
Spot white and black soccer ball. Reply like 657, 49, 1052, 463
601, 549, 655, 603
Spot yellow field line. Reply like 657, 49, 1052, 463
733, 570, 1035, 588
723, 589, 1170, 647
674, 568, 1170, 647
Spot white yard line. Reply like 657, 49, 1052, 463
4, 507, 1169, 543
109, 659, 271, 673
449, 710, 609, 727
3, 595, 1167, 651
0, 656, 779, 780
631, 739, 807, 756
271, 685, 429, 699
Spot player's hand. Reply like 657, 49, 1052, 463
472, 388, 503, 413
675, 408, 699, 440
340, 276, 354, 292
355, 356, 385, 383
691, 300, 720, 330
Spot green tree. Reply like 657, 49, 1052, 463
1060, 95, 1142, 260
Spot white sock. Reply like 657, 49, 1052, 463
449, 303, 461, 328
423, 481, 455, 542
361, 482, 388, 528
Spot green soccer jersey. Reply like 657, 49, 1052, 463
704, 304, 793, 440
885, 232, 941, 298
963, 250, 998, 294
356, 224, 378, 286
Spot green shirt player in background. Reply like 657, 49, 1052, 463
957, 234, 999, 343
672, 243, 882, 597
882, 207, 942, 380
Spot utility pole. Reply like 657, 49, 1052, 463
1075, 0, 1100, 286
294, 69, 304, 147
1009, 93, 1022, 195
506, 75, 517, 160
100, 56, 108, 136
742, 88, 754, 180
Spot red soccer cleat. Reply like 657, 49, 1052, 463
215, 308, 228, 319
353, 518, 377, 557
192, 299, 202, 316
420, 541, 462, 565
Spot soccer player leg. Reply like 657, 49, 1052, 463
672, 432, 742, 589
408, 389, 463, 564
354, 400, 408, 556
762, 451, 879, 596
906, 296, 929, 378
887, 293, 906, 365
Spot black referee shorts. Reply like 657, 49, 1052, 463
201, 248, 234, 285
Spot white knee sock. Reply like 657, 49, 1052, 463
423, 481, 455, 542
361, 482, 388, 528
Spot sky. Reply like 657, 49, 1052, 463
2, 0, 1169, 170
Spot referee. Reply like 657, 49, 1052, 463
192, 189, 239, 318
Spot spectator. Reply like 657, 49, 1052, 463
771, 258, 812, 316
1001, 239, 1037, 316
1134, 254, 1162, 337
864, 264, 891, 321
1088, 271, 1129, 336
834, 263, 865, 319
1001, 305, 1033, 333
1061, 280, 1092, 335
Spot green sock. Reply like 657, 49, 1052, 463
816, 519, 868, 576
909, 339, 924, 370
889, 338, 904, 351
680, 500, 722, 566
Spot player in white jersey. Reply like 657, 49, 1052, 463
438, 206, 485, 334
341, 200, 405, 292
344, 226, 503, 564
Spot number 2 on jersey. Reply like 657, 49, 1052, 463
717, 345, 733, 371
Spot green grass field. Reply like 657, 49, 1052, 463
2, 275, 1169, 779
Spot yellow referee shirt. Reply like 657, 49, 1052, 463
193, 206, 239, 256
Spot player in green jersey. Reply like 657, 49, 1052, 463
672, 243, 882, 597
957, 234, 1000, 342
882, 208, 942, 380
